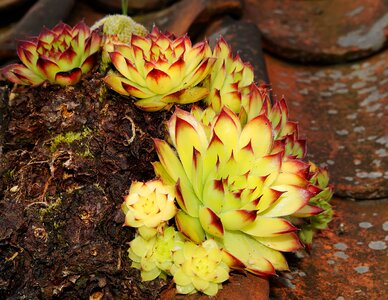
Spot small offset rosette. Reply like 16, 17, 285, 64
122, 179, 177, 240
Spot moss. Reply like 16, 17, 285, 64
50, 128, 92, 153
39, 197, 62, 221
39, 197, 67, 246
3, 168, 15, 180
77, 147, 94, 158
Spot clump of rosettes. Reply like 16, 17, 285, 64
203, 37, 254, 113
1, 21, 101, 86
109, 25, 333, 296
104, 26, 214, 111
128, 226, 185, 281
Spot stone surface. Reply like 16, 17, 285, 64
270, 197, 388, 299
67, 1, 105, 27
134, 0, 242, 35
159, 272, 269, 300
0, 0, 34, 26
93, 0, 174, 14
244, 0, 388, 63
0, 0, 33, 12
265, 49, 388, 199
0, 0, 75, 62
68, 0, 243, 38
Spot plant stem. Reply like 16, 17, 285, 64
122, 0, 128, 16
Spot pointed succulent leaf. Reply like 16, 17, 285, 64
213, 107, 241, 147
1, 64, 44, 85
223, 230, 288, 273
239, 114, 273, 158
219, 209, 256, 231
36, 57, 60, 81
221, 250, 246, 269
202, 179, 224, 213
256, 187, 284, 212
103, 73, 131, 96
154, 138, 191, 186
241, 216, 297, 237
172, 112, 206, 178
292, 204, 324, 217
162, 86, 209, 105
152, 162, 175, 185
255, 232, 302, 252
175, 179, 201, 217
134, 96, 171, 111
175, 211, 205, 243
198, 206, 224, 238
54, 68, 82, 86
261, 185, 313, 217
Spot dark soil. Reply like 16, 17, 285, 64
0, 72, 172, 299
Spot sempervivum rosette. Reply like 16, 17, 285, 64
291, 162, 334, 245
203, 38, 254, 113
122, 179, 177, 240
171, 239, 229, 296
104, 27, 214, 111
1, 21, 101, 86
153, 108, 318, 275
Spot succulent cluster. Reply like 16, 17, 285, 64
117, 26, 332, 295
2, 21, 101, 86
104, 26, 214, 111
1, 17, 333, 297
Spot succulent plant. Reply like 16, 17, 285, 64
122, 179, 177, 239
203, 38, 254, 114
1, 21, 101, 86
153, 107, 320, 274
292, 162, 333, 245
104, 26, 214, 111
113, 26, 333, 296
171, 239, 229, 296
268, 97, 307, 159
192, 83, 270, 136
128, 226, 185, 281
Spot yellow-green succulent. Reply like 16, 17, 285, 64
116, 26, 332, 296
122, 179, 177, 240
153, 107, 317, 275
128, 226, 185, 281
291, 162, 333, 245
171, 239, 229, 296
203, 38, 254, 113
104, 26, 214, 111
